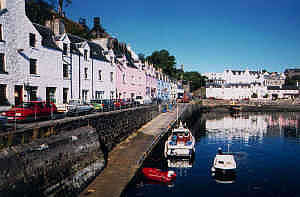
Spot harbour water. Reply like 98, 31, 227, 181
122, 112, 300, 197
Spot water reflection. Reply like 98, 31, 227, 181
203, 112, 300, 144
212, 172, 236, 184
167, 157, 194, 178
123, 112, 300, 197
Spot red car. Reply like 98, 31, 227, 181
113, 100, 121, 109
3, 101, 57, 122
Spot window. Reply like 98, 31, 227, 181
63, 88, 68, 104
84, 49, 88, 60
0, 24, 3, 41
63, 64, 68, 78
95, 91, 104, 99
0, 84, 7, 106
29, 33, 35, 47
0, 53, 5, 73
82, 90, 88, 102
110, 72, 113, 82
98, 70, 102, 80
84, 67, 88, 79
30, 59, 37, 74
63, 43, 68, 55
123, 73, 126, 83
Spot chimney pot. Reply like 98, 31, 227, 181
94, 17, 100, 27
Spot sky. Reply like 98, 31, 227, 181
65, 0, 300, 74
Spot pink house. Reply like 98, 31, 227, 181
114, 44, 146, 100
145, 61, 157, 100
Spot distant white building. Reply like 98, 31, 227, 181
205, 69, 285, 100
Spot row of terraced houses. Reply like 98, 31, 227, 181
0, 0, 182, 109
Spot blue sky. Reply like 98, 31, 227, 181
65, 0, 300, 74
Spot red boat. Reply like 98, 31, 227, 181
142, 168, 176, 183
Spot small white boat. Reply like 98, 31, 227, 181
164, 122, 195, 158
211, 146, 236, 174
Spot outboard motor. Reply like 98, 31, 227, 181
167, 170, 175, 177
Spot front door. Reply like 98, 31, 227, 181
14, 85, 23, 106
46, 87, 56, 103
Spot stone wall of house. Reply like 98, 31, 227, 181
0, 105, 159, 196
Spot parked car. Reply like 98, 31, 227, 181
117, 99, 128, 109
2, 101, 57, 122
90, 99, 104, 112
113, 99, 121, 109
0, 115, 8, 130
66, 99, 94, 116
135, 96, 144, 105
102, 99, 115, 112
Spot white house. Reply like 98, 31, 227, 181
0, 0, 65, 108
0, 0, 116, 110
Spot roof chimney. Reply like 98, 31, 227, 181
79, 18, 87, 27
94, 17, 100, 27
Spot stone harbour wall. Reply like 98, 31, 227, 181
0, 105, 159, 196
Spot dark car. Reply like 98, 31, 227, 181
118, 99, 129, 109
0, 115, 8, 131
102, 99, 115, 112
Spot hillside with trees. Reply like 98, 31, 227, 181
146, 50, 205, 92
25, 0, 96, 40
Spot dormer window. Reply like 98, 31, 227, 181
29, 33, 36, 47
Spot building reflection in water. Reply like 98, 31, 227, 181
204, 112, 300, 144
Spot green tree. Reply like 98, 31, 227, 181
183, 72, 206, 92
25, 0, 54, 25
146, 49, 177, 78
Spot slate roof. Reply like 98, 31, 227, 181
111, 40, 137, 68
87, 41, 109, 62
231, 70, 245, 75
267, 86, 281, 90
67, 34, 85, 43
33, 23, 61, 51
66, 34, 84, 55
249, 71, 260, 75
268, 86, 299, 90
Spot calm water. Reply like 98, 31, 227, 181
122, 112, 300, 197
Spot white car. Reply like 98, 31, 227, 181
135, 96, 152, 105
135, 96, 144, 105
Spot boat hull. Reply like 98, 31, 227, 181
142, 168, 176, 183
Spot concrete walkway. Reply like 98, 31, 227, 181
80, 106, 184, 197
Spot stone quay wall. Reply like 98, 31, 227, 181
0, 105, 159, 196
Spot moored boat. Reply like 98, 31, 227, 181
211, 146, 237, 174
164, 121, 195, 158
142, 168, 176, 183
